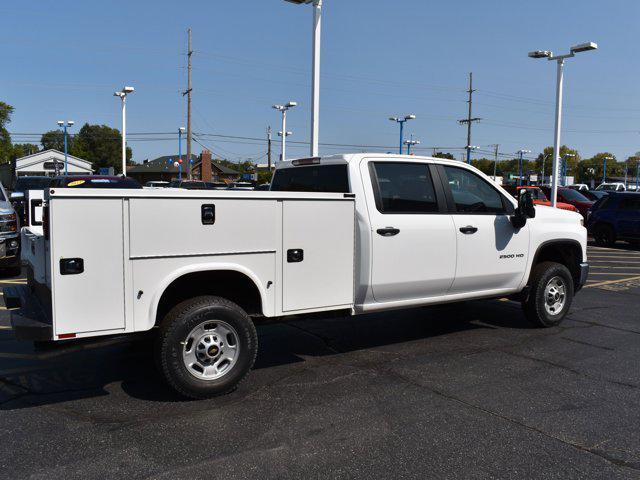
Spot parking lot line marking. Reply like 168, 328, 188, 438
0, 280, 27, 285
590, 265, 640, 269
588, 272, 640, 275
0, 325, 12, 330
584, 275, 640, 288
589, 260, 640, 264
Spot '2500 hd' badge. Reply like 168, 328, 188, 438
499, 253, 524, 259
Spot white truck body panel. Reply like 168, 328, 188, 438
43, 190, 355, 339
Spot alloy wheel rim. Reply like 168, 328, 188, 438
182, 320, 240, 380
544, 276, 566, 316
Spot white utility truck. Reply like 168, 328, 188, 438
7, 154, 589, 399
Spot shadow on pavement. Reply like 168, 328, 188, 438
0, 299, 533, 410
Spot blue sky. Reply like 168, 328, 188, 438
1, 0, 639, 164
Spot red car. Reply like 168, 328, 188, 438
503, 186, 578, 213
540, 186, 594, 219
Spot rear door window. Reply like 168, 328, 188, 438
271, 164, 349, 193
370, 162, 439, 213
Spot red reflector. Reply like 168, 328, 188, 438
292, 157, 321, 166
58, 333, 76, 339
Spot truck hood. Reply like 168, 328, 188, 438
533, 203, 583, 223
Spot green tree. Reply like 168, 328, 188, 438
0, 102, 15, 164
72, 123, 132, 174
433, 152, 455, 160
40, 130, 69, 152
11, 143, 39, 160
534, 145, 580, 181
580, 152, 617, 184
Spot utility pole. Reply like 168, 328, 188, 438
267, 126, 272, 170
183, 28, 193, 179
458, 72, 481, 164
490, 144, 499, 180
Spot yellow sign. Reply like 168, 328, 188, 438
67, 180, 86, 187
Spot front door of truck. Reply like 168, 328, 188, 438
438, 165, 529, 295
362, 160, 456, 303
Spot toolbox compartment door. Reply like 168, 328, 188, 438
50, 198, 125, 336
282, 199, 354, 312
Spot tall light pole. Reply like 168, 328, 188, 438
284, 0, 322, 157
529, 42, 597, 206
113, 86, 134, 176
389, 115, 416, 154
540, 152, 551, 185
404, 135, 420, 155
466, 145, 479, 164
178, 127, 186, 170
273, 102, 297, 162
517, 149, 531, 186
562, 153, 575, 186
602, 156, 613, 183
56, 120, 74, 176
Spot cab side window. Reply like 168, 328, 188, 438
443, 166, 506, 214
371, 162, 439, 213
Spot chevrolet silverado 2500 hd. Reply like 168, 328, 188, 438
7, 154, 589, 399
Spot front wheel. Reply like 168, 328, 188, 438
156, 296, 258, 399
522, 261, 574, 328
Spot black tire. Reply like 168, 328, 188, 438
522, 261, 574, 328
593, 224, 616, 247
156, 295, 258, 399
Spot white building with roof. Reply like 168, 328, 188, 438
15, 149, 93, 177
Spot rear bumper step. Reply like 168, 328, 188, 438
5, 285, 53, 341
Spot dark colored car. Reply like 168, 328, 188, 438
168, 180, 207, 190
51, 176, 142, 189
587, 192, 640, 247
540, 186, 594, 220
581, 190, 608, 202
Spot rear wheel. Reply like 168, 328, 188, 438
593, 224, 616, 247
156, 296, 258, 399
523, 261, 574, 328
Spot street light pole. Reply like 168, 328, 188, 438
404, 135, 420, 155
389, 115, 416, 154
113, 86, 134, 176
562, 153, 575, 186
178, 127, 185, 170
284, 0, 322, 157
273, 102, 297, 162
528, 42, 597, 206
57, 120, 74, 176
517, 149, 531, 186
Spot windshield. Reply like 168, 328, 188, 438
560, 188, 590, 202
14, 176, 52, 192
271, 164, 350, 193
596, 184, 619, 191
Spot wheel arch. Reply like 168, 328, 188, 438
528, 239, 584, 290
150, 264, 268, 327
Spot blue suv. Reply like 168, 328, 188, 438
587, 192, 640, 247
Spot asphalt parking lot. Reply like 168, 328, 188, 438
1, 243, 640, 479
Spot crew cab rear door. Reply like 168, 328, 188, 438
361, 159, 456, 303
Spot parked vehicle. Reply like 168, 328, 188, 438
581, 190, 608, 202
10, 176, 53, 224
226, 182, 254, 190
50, 176, 142, 189
144, 181, 170, 188
586, 192, 640, 247
0, 182, 21, 274
568, 184, 589, 192
502, 185, 577, 213
255, 183, 271, 191
540, 186, 594, 220
168, 180, 207, 189
9, 154, 588, 399
596, 182, 626, 192
205, 182, 229, 190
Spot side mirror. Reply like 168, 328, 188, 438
9, 192, 24, 201
511, 190, 535, 228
